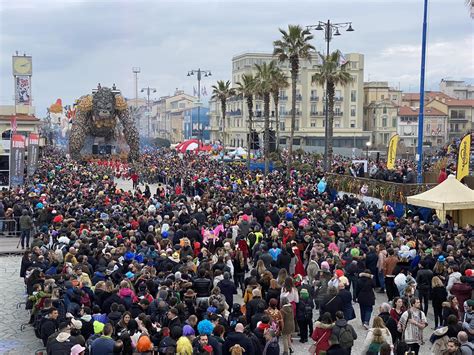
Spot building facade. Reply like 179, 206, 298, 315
363, 82, 401, 148
209, 52, 369, 152
440, 79, 474, 100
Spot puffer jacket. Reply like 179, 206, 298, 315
192, 277, 212, 298
356, 272, 376, 306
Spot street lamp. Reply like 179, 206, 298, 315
366, 141, 372, 160
307, 20, 354, 171
187, 69, 211, 142
141, 87, 156, 140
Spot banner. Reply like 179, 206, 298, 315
386, 134, 400, 170
27, 133, 39, 176
10, 134, 25, 186
456, 133, 471, 181
15, 76, 31, 105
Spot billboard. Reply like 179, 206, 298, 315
10, 134, 25, 186
15, 76, 31, 105
27, 133, 39, 176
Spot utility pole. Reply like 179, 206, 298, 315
187, 69, 211, 142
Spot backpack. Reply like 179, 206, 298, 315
122, 294, 133, 309
338, 325, 354, 349
366, 342, 382, 355
33, 313, 46, 339
461, 343, 474, 353
230, 344, 245, 355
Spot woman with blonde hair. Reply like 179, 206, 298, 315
431, 276, 448, 328
361, 316, 393, 354
256, 259, 267, 276
265, 278, 281, 303
362, 328, 387, 355
277, 268, 288, 287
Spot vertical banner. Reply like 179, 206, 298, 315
456, 133, 471, 181
386, 134, 400, 170
10, 134, 26, 186
15, 76, 32, 105
27, 133, 39, 176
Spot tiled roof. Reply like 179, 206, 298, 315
398, 106, 447, 116
445, 99, 474, 107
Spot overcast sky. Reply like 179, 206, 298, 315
0, 0, 473, 117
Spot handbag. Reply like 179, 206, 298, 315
309, 329, 330, 355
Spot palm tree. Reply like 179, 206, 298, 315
270, 67, 289, 152
312, 51, 353, 169
211, 80, 235, 156
236, 74, 256, 169
466, 0, 474, 18
273, 24, 315, 177
255, 61, 276, 174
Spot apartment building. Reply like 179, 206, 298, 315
363, 82, 401, 148
209, 52, 369, 151
440, 79, 474, 100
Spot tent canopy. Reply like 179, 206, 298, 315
407, 175, 474, 211
175, 139, 212, 153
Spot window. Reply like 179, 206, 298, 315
280, 122, 286, 131
335, 107, 341, 115
293, 138, 301, 145
336, 90, 342, 98
280, 105, 286, 115
382, 116, 387, 127
311, 104, 317, 114
383, 107, 387, 114
351, 90, 356, 102
437, 123, 442, 131
392, 118, 397, 127
335, 121, 340, 128
351, 105, 356, 117
351, 61, 358, 69
392, 95, 397, 100
295, 120, 300, 130
350, 120, 356, 128
381, 95, 385, 100
280, 138, 287, 145
310, 120, 316, 127
426, 123, 431, 132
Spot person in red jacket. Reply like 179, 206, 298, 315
438, 168, 447, 183
130, 172, 139, 189
311, 312, 334, 355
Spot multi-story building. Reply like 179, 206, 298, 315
209, 52, 369, 152
440, 79, 474, 100
397, 106, 448, 153
363, 82, 401, 148
152, 90, 197, 143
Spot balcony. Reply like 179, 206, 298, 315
296, 94, 303, 101
335, 97, 344, 102
450, 115, 468, 122
310, 111, 318, 117
279, 95, 288, 101
334, 112, 343, 117
310, 96, 319, 101
226, 109, 242, 117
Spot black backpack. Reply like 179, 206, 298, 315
34, 313, 46, 339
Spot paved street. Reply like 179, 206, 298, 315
1, 254, 433, 354
0, 256, 44, 354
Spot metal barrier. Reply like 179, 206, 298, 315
0, 218, 19, 237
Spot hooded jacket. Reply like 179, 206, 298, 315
356, 272, 376, 306
311, 321, 334, 355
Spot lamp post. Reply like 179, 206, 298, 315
366, 141, 371, 160
187, 69, 211, 143
307, 20, 354, 171
141, 87, 156, 140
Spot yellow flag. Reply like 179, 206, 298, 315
456, 133, 471, 181
386, 134, 400, 170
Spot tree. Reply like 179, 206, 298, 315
236, 74, 256, 169
312, 51, 353, 170
273, 24, 315, 177
270, 67, 289, 152
255, 61, 276, 174
211, 80, 236, 156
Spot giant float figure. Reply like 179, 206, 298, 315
69, 86, 140, 161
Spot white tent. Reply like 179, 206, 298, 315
228, 147, 248, 157
407, 175, 474, 225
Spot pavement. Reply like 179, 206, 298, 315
0, 256, 44, 354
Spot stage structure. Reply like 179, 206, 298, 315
69, 85, 140, 161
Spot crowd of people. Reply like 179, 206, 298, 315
5, 146, 474, 355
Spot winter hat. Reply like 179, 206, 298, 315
70, 318, 82, 330
93, 320, 104, 334
71, 344, 86, 355
136, 335, 153, 352
335, 269, 344, 278
350, 248, 360, 257
299, 289, 309, 299
183, 325, 195, 336
438, 255, 446, 263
